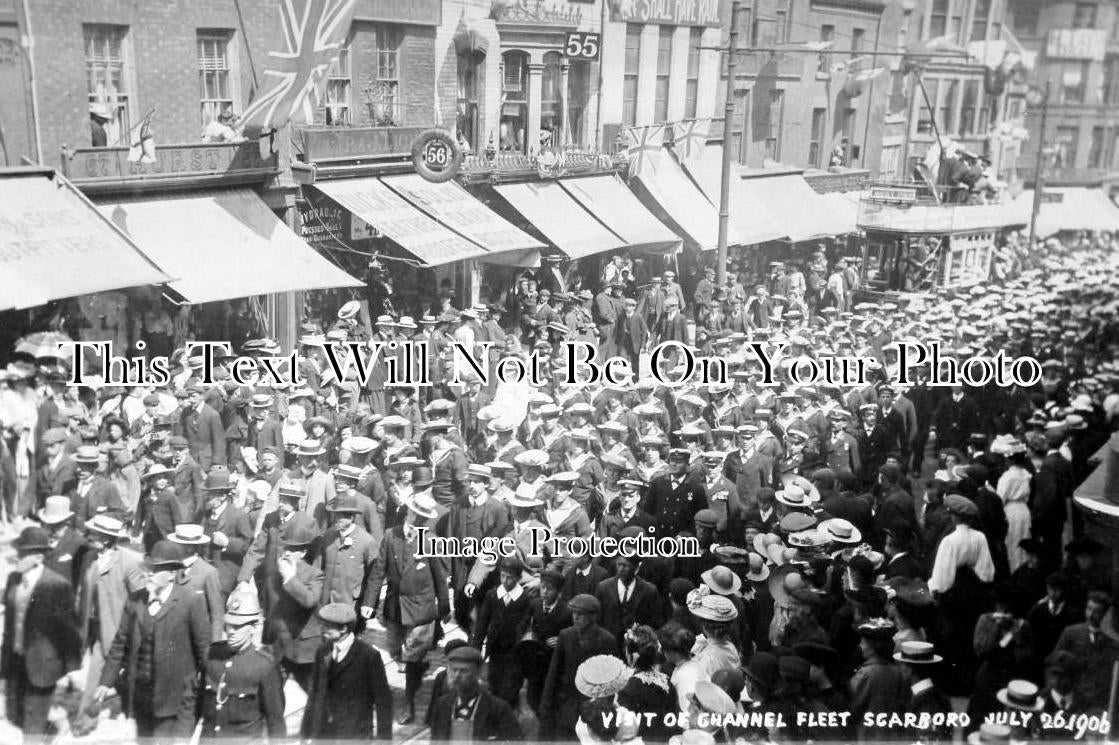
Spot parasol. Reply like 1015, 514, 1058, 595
14, 331, 74, 360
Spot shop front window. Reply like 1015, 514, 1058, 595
541, 51, 563, 148
501, 50, 529, 153
567, 60, 590, 147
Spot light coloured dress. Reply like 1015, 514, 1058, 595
997, 465, 1032, 572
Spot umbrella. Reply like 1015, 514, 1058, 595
15, 331, 73, 360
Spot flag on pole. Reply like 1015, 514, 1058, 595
238, 0, 357, 137
127, 109, 157, 164
626, 124, 665, 177
673, 119, 709, 162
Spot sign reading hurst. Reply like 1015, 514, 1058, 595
66, 142, 278, 183
609, 0, 721, 27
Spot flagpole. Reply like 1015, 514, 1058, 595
717, 0, 741, 287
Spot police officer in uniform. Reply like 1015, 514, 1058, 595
199, 587, 286, 741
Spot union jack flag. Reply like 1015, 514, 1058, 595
673, 119, 709, 162
239, 0, 357, 134
625, 124, 665, 178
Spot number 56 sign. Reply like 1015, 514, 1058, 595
565, 32, 600, 60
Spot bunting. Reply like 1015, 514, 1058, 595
625, 124, 665, 177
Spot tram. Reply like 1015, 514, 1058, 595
854, 182, 1027, 303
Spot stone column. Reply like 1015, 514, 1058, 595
560, 62, 571, 146
527, 62, 544, 153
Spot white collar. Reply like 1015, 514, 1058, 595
332, 632, 355, 660
497, 583, 524, 603
469, 492, 489, 508
576, 564, 592, 577
911, 678, 935, 696
210, 501, 228, 520
182, 554, 197, 568
21, 563, 44, 588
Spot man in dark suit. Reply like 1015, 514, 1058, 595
1030, 435, 1071, 564
429, 645, 522, 742
643, 448, 707, 538
169, 524, 226, 641
368, 492, 449, 723
39, 495, 91, 594
525, 569, 572, 715
855, 406, 893, 488
266, 520, 324, 692
244, 393, 284, 454
237, 483, 318, 613
67, 445, 126, 526
1027, 572, 1081, 660
179, 385, 226, 469
931, 385, 979, 453
170, 436, 206, 520
1, 527, 82, 737
36, 427, 77, 509
613, 296, 649, 373
655, 295, 689, 370
97, 540, 211, 740
469, 558, 533, 710
301, 602, 393, 741
1053, 590, 1119, 711
198, 468, 254, 598
723, 426, 769, 511
593, 282, 622, 358
594, 555, 664, 646
895, 641, 953, 742
539, 594, 619, 739
883, 527, 925, 580
876, 464, 917, 543
561, 549, 610, 601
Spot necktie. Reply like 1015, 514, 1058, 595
333, 645, 344, 662
502, 594, 510, 607
149, 598, 162, 617
621, 583, 631, 604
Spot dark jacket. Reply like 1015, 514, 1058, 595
100, 584, 211, 720
200, 641, 286, 740
173, 455, 206, 519
642, 472, 707, 538
1, 567, 81, 689
201, 504, 254, 595
268, 559, 325, 665
300, 636, 393, 740
180, 403, 227, 469
428, 689, 523, 742
368, 526, 450, 625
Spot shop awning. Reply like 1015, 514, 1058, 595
493, 181, 626, 259
631, 148, 725, 250
557, 175, 681, 253
818, 191, 863, 235
736, 172, 855, 242
680, 147, 785, 245
315, 177, 490, 267
381, 174, 543, 267
1012, 187, 1119, 237
98, 188, 362, 304
1, 169, 171, 311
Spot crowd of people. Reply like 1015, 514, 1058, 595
0, 232, 1118, 744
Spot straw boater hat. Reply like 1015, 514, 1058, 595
168, 524, 211, 545
85, 514, 130, 540
893, 640, 943, 665
574, 655, 632, 699
406, 492, 439, 520
996, 680, 1045, 712
968, 723, 1020, 745
669, 731, 716, 745
819, 518, 862, 544
788, 529, 828, 548
692, 680, 738, 715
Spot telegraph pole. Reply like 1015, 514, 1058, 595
1027, 79, 1050, 251
716, 0, 740, 286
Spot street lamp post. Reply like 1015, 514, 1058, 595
1026, 80, 1050, 251
716, 0, 740, 286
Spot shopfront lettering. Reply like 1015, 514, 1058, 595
66, 142, 276, 183
301, 126, 428, 162
355, 0, 440, 25
610, 0, 721, 27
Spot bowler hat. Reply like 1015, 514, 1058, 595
147, 540, 187, 569
280, 518, 319, 548
202, 469, 234, 492
14, 526, 51, 553
412, 466, 434, 489
327, 494, 362, 514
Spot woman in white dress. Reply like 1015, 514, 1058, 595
996, 448, 1032, 572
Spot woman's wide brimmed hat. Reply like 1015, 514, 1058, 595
700, 565, 742, 596
688, 590, 738, 622
574, 655, 632, 699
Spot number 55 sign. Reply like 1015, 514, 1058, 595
565, 32, 600, 60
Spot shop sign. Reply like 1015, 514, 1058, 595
355, 0, 440, 25
565, 32, 601, 59
383, 174, 541, 253
1046, 29, 1107, 62
867, 185, 916, 204
494, 0, 584, 27
609, 0, 721, 27
65, 142, 277, 182
299, 196, 380, 247
301, 126, 428, 162
412, 129, 463, 183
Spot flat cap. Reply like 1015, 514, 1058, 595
446, 645, 484, 665
567, 593, 601, 614
318, 602, 356, 626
